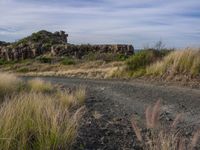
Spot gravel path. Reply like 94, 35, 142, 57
24, 77, 200, 150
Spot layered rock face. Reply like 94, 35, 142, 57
0, 41, 9, 46
51, 44, 134, 59
0, 30, 134, 61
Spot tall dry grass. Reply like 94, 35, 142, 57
0, 72, 86, 149
0, 92, 84, 150
131, 100, 200, 150
27, 78, 53, 92
146, 49, 200, 77
56, 87, 86, 109
0, 72, 22, 97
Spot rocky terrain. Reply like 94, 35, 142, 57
0, 30, 134, 61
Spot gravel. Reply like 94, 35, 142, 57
23, 77, 200, 150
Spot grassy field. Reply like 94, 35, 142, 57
0, 48, 199, 84
0, 73, 85, 150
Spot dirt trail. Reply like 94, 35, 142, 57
24, 77, 200, 149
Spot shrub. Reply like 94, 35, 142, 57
131, 100, 200, 150
61, 57, 75, 65
126, 49, 170, 71
146, 49, 200, 77
37, 56, 52, 63
0, 59, 6, 65
0, 92, 84, 150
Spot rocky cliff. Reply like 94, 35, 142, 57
0, 41, 9, 46
0, 30, 134, 61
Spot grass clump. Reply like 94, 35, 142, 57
56, 87, 86, 109
131, 100, 200, 150
0, 73, 23, 97
0, 92, 84, 150
74, 87, 86, 105
27, 78, 53, 92
146, 49, 200, 77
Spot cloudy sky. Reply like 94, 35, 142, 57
0, 0, 199, 48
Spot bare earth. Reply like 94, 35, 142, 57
24, 77, 200, 150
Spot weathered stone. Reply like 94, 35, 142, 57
0, 31, 134, 61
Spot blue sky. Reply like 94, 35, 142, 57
0, 0, 199, 48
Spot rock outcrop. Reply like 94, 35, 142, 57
51, 44, 134, 59
0, 30, 134, 61
0, 41, 9, 46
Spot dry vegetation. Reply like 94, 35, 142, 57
112, 48, 200, 84
0, 60, 122, 79
0, 72, 85, 150
0, 73, 23, 97
131, 100, 200, 150
146, 49, 200, 77
27, 78, 53, 92
0, 48, 199, 84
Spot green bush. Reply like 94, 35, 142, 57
84, 52, 128, 62
61, 57, 75, 65
16, 67, 29, 73
126, 49, 170, 71
0, 59, 6, 65
37, 56, 52, 63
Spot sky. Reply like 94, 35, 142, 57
0, 0, 199, 48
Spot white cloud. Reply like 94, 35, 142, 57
0, 0, 199, 48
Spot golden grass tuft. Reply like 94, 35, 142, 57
74, 87, 86, 104
131, 100, 200, 150
56, 87, 86, 109
27, 78, 53, 92
0, 73, 86, 149
0, 72, 22, 97
146, 49, 200, 77
0, 91, 85, 150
